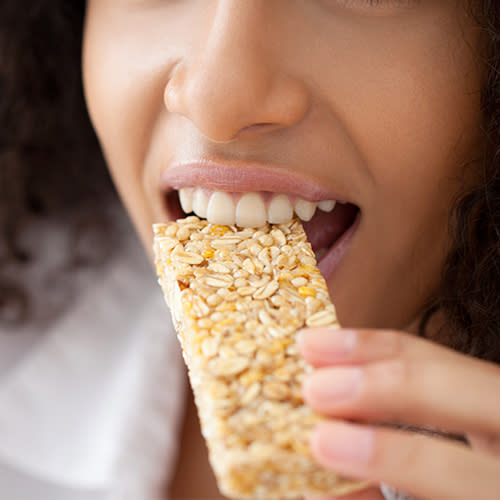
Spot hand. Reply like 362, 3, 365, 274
297, 328, 500, 500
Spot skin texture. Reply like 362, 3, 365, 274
82, 1, 500, 498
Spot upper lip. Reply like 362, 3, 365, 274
160, 158, 351, 203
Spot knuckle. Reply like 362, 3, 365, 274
361, 358, 414, 421
385, 328, 407, 359
360, 328, 405, 361
373, 358, 411, 397
372, 428, 422, 476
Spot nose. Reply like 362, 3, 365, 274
164, 1, 310, 143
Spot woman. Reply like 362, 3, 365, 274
1, 1, 499, 499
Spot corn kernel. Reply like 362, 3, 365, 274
269, 340, 284, 354
210, 225, 230, 236
240, 369, 264, 385
203, 248, 214, 258
192, 332, 206, 345
298, 286, 317, 297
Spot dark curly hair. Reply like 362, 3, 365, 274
427, 0, 500, 363
0, 0, 118, 325
1, 1, 499, 361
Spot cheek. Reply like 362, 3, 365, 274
364, 54, 483, 269
82, 6, 179, 248
83, 32, 160, 184
320, 17, 483, 328
335, 31, 482, 197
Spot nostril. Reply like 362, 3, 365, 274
236, 122, 278, 138
241, 123, 275, 132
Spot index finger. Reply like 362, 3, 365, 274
298, 327, 472, 367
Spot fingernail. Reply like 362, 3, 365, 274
312, 421, 374, 465
304, 367, 362, 403
298, 328, 357, 362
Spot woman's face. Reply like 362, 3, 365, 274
83, 0, 484, 331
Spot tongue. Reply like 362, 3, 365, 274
303, 203, 359, 252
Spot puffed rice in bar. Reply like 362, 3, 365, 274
153, 216, 369, 499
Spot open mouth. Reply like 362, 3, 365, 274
165, 188, 360, 273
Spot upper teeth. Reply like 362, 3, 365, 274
178, 188, 336, 227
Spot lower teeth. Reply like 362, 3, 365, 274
314, 247, 328, 261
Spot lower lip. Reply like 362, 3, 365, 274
318, 212, 361, 281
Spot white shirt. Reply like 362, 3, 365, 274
0, 210, 187, 499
